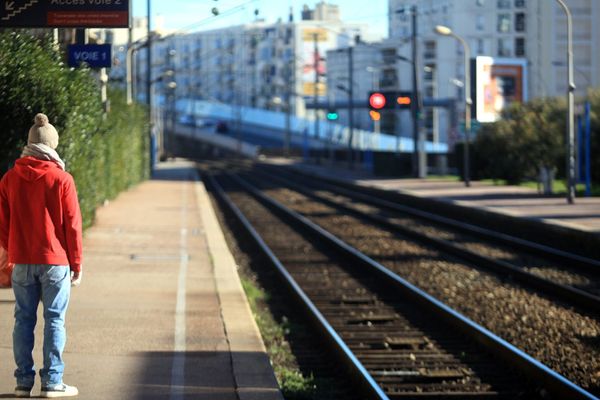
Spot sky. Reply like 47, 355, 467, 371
133, 0, 389, 39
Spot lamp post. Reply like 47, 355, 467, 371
146, 0, 152, 109
434, 25, 472, 187
366, 66, 381, 136
150, 69, 176, 161
555, 0, 576, 204
395, 54, 426, 178
348, 45, 355, 168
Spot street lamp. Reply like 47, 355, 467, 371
555, 0, 576, 204
435, 25, 472, 187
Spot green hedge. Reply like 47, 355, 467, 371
0, 32, 149, 228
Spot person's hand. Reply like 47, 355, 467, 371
71, 270, 83, 287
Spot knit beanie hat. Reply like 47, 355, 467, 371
28, 113, 59, 149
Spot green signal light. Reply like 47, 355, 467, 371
327, 111, 339, 120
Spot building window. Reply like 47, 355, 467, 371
476, 15, 485, 30
515, 37, 525, 56
477, 39, 485, 54
381, 69, 398, 88
515, 0, 525, 7
425, 109, 435, 129
498, 38, 511, 56
497, 0, 510, 8
424, 64, 435, 81
515, 13, 525, 31
497, 13, 511, 32
382, 48, 397, 64
425, 85, 435, 97
424, 40, 436, 59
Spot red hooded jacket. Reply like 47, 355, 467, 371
0, 157, 82, 272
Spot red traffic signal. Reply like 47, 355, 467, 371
369, 92, 386, 110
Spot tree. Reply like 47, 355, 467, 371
472, 98, 565, 189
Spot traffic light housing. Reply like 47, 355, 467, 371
369, 91, 413, 110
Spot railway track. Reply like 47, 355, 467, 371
253, 163, 600, 310
232, 163, 599, 393
204, 166, 598, 400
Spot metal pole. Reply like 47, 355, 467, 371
348, 46, 354, 168
127, 25, 132, 104
146, 0, 152, 108
285, 60, 291, 157
313, 33, 320, 162
585, 101, 591, 196
556, 0, 576, 204
127, 45, 135, 105
371, 68, 381, 135
410, 6, 426, 178
75, 28, 87, 44
410, 6, 420, 178
147, 0, 154, 173
99, 30, 108, 117
370, 68, 379, 172
452, 33, 472, 187
285, 47, 295, 157
52, 29, 59, 49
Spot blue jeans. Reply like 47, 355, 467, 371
12, 264, 71, 388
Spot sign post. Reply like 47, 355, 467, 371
68, 44, 112, 68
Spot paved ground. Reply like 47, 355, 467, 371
272, 158, 600, 234
0, 160, 281, 399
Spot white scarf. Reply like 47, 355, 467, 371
21, 143, 66, 171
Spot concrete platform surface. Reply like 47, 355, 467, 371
0, 160, 282, 400
269, 159, 600, 235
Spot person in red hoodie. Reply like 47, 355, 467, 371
0, 114, 82, 398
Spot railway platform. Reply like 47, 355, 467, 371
0, 160, 282, 400
268, 158, 600, 256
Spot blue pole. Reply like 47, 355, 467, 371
577, 115, 583, 182
303, 128, 309, 161
585, 101, 591, 196
364, 149, 373, 172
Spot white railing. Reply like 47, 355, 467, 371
175, 98, 448, 153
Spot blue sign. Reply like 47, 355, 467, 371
0, 0, 130, 28
68, 44, 112, 68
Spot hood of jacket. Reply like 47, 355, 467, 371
13, 156, 59, 182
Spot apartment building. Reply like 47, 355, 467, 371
387, 0, 600, 144
125, 3, 368, 120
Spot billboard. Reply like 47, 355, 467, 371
0, 0, 130, 28
302, 28, 328, 97
474, 57, 528, 123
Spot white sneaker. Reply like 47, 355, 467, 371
40, 384, 79, 398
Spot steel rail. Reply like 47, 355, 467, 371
249, 167, 600, 313
266, 163, 600, 271
205, 173, 390, 400
227, 171, 599, 400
